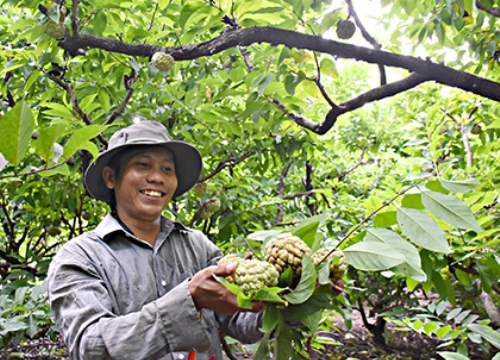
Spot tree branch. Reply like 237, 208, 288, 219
271, 73, 428, 134
148, 3, 159, 32
346, 0, 387, 85
105, 70, 138, 125
72, 0, 80, 36
199, 150, 255, 182
310, 52, 337, 107
56, 27, 500, 102
475, 0, 500, 17
42, 69, 108, 146
274, 163, 291, 227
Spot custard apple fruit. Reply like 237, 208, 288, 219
46, 22, 66, 39
206, 197, 221, 214
193, 182, 207, 197
228, 259, 279, 293
264, 234, 311, 275
313, 247, 347, 282
218, 254, 243, 283
151, 52, 175, 71
336, 19, 356, 39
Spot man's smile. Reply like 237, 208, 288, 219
139, 189, 165, 198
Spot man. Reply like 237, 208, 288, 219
47, 120, 264, 360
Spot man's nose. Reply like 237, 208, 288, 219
146, 166, 164, 182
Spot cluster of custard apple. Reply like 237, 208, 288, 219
219, 233, 347, 295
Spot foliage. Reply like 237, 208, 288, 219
0, 0, 499, 358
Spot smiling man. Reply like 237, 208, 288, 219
47, 120, 264, 360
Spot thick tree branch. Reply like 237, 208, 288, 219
57, 27, 500, 103
199, 151, 255, 182
272, 73, 428, 134
346, 0, 387, 85
476, 0, 500, 17
105, 70, 138, 125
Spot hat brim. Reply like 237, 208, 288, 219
84, 141, 202, 203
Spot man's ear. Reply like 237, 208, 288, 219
102, 167, 116, 190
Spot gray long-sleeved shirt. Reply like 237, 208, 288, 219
47, 213, 263, 360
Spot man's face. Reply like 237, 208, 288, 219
103, 146, 178, 222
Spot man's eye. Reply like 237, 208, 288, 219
164, 167, 173, 172
137, 162, 148, 167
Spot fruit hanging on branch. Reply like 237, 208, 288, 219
193, 182, 207, 197
151, 52, 175, 71
312, 247, 347, 283
45, 21, 66, 39
200, 196, 221, 219
336, 19, 356, 39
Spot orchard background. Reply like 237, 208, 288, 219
0, 0, 499, 359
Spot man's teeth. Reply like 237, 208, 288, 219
141, 190, 163, 197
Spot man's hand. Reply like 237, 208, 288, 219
188, 263, 265, 315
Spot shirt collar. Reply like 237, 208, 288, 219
94, 213, 190, 241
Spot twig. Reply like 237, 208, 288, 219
238, 46, 254, 71
475, 0, 500, 17
42, 68, 108, 146
318, 179, 426, 265
346, 0, 387, 85
310, 52, 336, 107
274, 163, 291, 227
72, 0, 80, 36
0, 195, 14, 236
271, 73, 428, 134
462, 106, 478, 176
199, 151, 255, 182
0, 162, 66, 180
105, 70, 138, 125
148, 3, 159, 32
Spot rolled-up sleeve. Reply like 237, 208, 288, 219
48, 246, 211, 360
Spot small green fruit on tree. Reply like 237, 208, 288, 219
45, 22, 66, 39
336, 19, 356, 39
151, 52, 175, 71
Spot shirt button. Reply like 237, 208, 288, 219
178, 355, 184, 359
161, 280, 167, 287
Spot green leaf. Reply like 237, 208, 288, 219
492, 353, 500, 360
439, 179, 480, 193
421, 190, 482, 233
424, 321, 438, 335
317, 259, 331, 285
253, 332, 271, 360
374, 210, 398, 227
467, 324, 500, 349
436, 325, 452, 338
438, 352, 470, 360
431, 271, 448, 300
292, 214, 329, 251
252, 288, 287, 305
35, 124, 65, 163
283, 255, 317, 305
261, 304, 280, 333
319, 58, 338, 77
343, 241, 406, 271
397, 207, 450, 253
63, 125, 108, 159
275, 322, 297, 360
0, 101, 35, 166
365, 228, 426, 281
402, 193, 425, 210
297, 309, 322, 333
237, 291, 253, 310
39, 163, 70, 177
